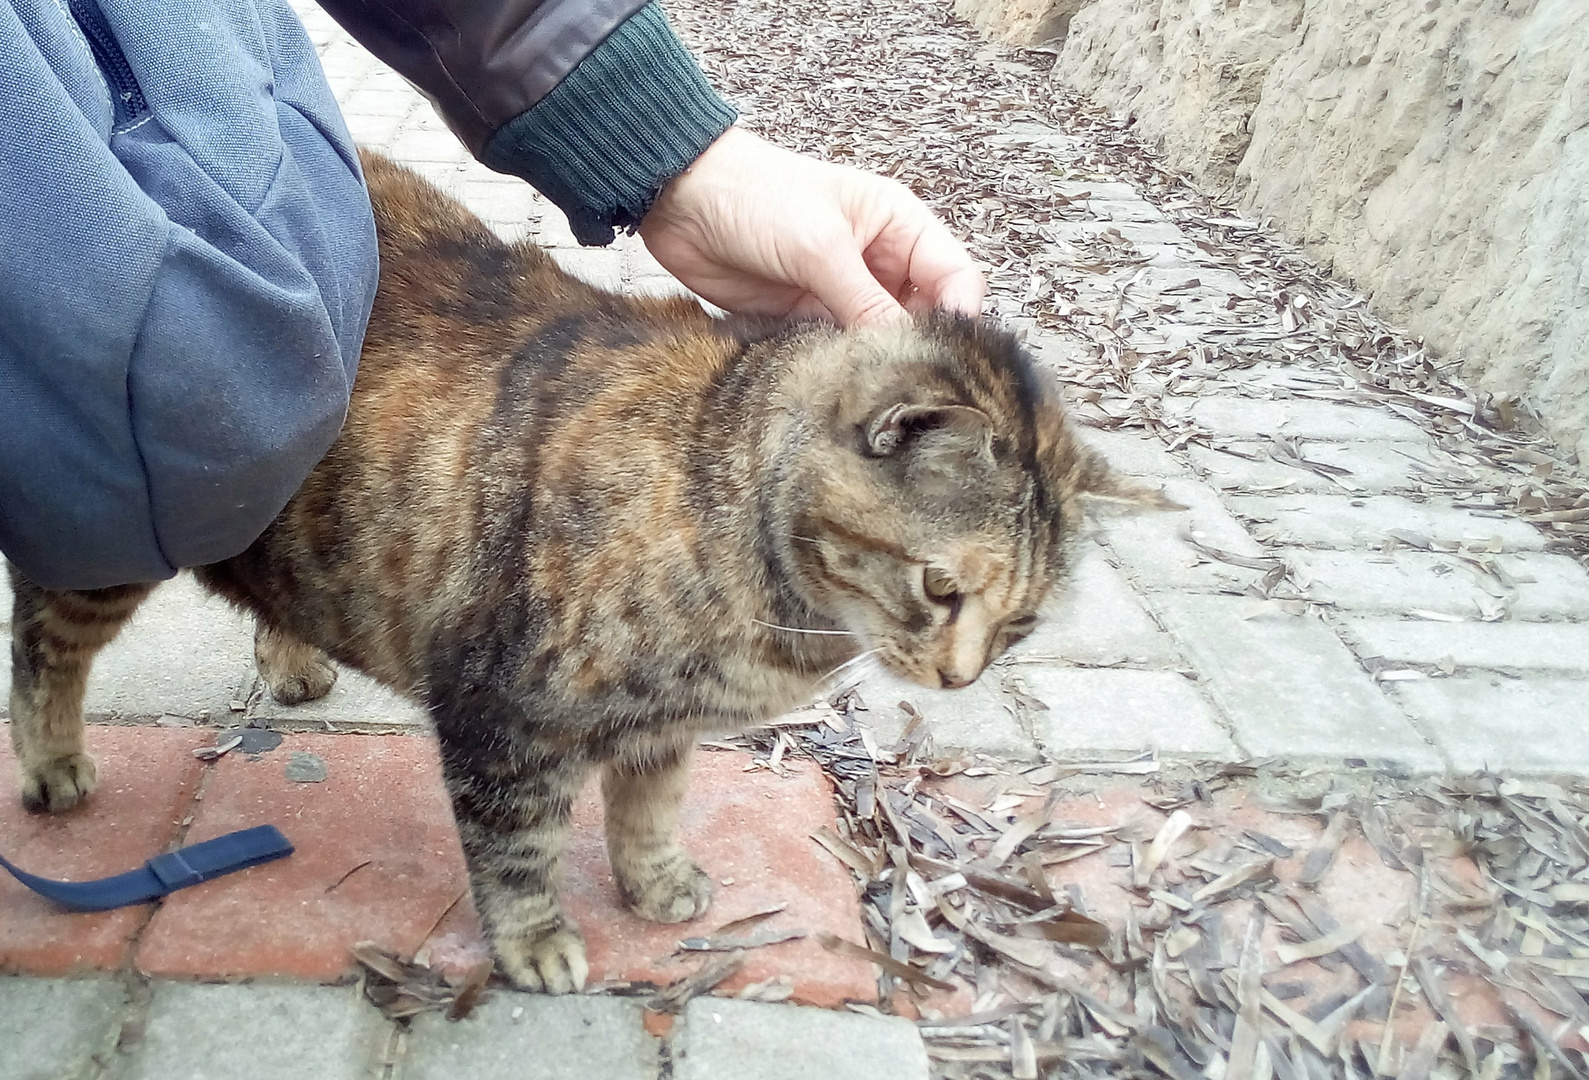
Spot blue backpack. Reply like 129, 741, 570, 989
0, 0, 379, 591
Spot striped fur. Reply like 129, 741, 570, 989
6, 152, 1129, 991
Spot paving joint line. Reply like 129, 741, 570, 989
1089, 533, 1249, 758
87, 759, 226, 1076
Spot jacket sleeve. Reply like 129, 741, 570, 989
318, 0, 736, 244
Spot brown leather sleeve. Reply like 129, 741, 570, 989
315, 0, 651, 153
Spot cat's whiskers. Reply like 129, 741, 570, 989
816, 648, 880, 690
750, 617, 855, 637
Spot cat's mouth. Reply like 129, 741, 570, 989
876, 648, 984, 692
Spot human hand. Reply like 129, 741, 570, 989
638, 127, 985, 327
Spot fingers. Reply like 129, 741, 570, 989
836, 180, 983, 325
911, 232, 987, 317
800, 238, 910, 327
891, 203, 985, 318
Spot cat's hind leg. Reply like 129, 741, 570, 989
603, 737, 712, 924
6, 568, 154, 812
254, 621, 336, 705
439, 739, 593, 993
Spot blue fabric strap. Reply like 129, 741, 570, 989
0, 826, 294, 912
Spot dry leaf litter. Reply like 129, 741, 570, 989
725, 700, 1589, 1080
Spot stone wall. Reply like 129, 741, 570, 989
968, 0, 1589, 461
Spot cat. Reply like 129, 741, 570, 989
6, 150, 1153, 993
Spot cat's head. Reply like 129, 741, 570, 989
778, 313, 1168, 691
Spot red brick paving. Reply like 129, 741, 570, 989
135, 732, 472, 981
113, 730, 872, 1004
563, 751, 873, 1006
0, 725, 207, 974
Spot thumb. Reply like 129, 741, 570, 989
800, 242, 908, 328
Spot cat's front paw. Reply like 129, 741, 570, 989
254, 625, 337, 705
617, 852, 714, 924
262, 655, 337, 706
494, 918, 589, 994
20, 753, 97, 814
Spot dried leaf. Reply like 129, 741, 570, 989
1135, 809, 1194, 888
1274, 923, 1359, 966
894, 907, 955, 955
444, 958, 493, 1022
649, 952, 746, 1013
1226, 910, 1266, 1080
710, 903, 789, 937
809, 827, 879, 877
1190, 858, 1274, 903
815, 933, 954, 991
1297, 811, 1352, 885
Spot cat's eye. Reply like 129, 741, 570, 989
923, 566, 959, 603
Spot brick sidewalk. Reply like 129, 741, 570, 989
0, 730, 870, 1003
0, 730, 912, 1080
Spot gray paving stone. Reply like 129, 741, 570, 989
1502, 553, 1589, 619
1054, 181, 1141, 201
246, 665, 429, 729
359, 67, 415, 96
1391, 678, 1589, 773
551, 248, 626, 291
1228, 494, 1546, 551
456, 179, 543, 225
624, 243, 671, 279
0, 575, 252, 722
1340, 619, 1589, 673
987, 122, 1075, 152
1136, 266, 1252, 298
339, 87, 417, 118
1189, 441, 1433, 494
677, 998, 928, 1080
342, 111, 404, 145
1009, 544, 1181, 667
1048, 220, 1187, 246
389, 126, 469, 164
0, 976, 127, 1080
1087, 199, 1166, 222
852, 667, 1033, 759
121, 982, 389, 1080
535, 209, 583, 248
1286, 549, 1589, 619
1155, 594, 1443, 769
400, 994, 657, 1080
1165, 398, 1429, 443
1022, 332, 1093, 375
1101, 478, 1268, 593
1079, 429, 1190, 478
1023, 668, 1236, 758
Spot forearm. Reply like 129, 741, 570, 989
319, 0, 735, 245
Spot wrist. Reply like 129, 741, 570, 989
481, 3, 736, 246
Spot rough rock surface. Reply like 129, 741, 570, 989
953, 0, 1086, 46
1038, 0, 1589, 462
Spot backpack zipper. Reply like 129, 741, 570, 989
65, 0, 149, 127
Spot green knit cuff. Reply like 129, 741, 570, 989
481, 3, 737, 246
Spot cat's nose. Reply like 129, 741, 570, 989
938, 669, 974, 690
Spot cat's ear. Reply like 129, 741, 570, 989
864, 403, 994, 462
1075, 448, 1187, 512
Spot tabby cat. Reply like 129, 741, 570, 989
7, 151, 1147, 992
